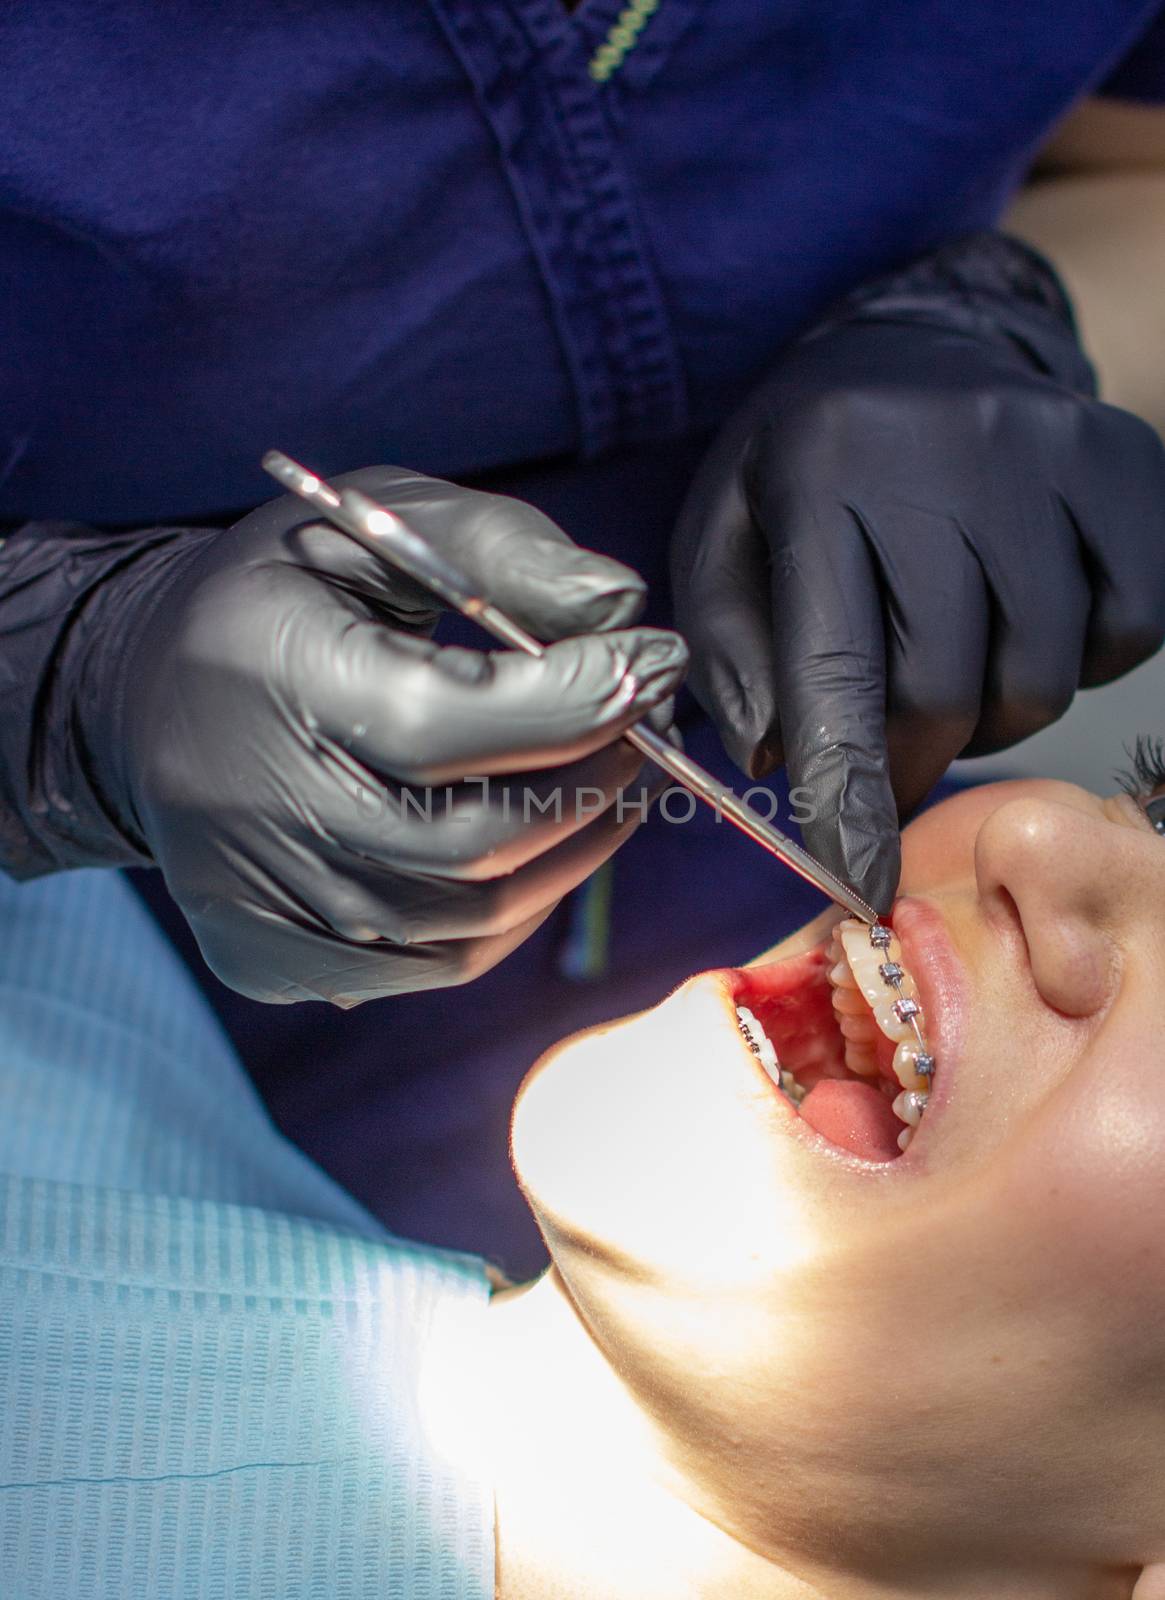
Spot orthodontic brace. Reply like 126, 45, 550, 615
736, 1003, 806, 1106
735, 921, 937, 1155
870, 921, 934, 1147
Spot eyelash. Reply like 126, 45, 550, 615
1116, 734, 1165, 834
1116, 733, 1165, 800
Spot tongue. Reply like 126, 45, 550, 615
798, 1079, 902, 1162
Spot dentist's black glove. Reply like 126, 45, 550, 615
672, 231, 1165, 915
0, 467, 686, 1004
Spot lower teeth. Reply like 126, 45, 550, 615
779, 1069, 806, 1106
892, 1089, 928, 1126
736, 1005, 778, 1077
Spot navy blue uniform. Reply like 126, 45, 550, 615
4, 0, 1165, 523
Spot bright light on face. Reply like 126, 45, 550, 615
512, 974, 823, 1295
508, 774, 1165, 1577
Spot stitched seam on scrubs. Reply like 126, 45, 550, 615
589, 0, 661, 81
425, 0, 688, 454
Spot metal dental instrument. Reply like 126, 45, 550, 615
261, 450, 880, 924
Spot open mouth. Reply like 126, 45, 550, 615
727, 919, 937, 1164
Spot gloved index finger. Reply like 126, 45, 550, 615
764, 502, 901, 915
329, 468, 650, 640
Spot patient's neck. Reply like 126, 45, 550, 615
484, 1271, 1129, 1600
486, 1269, 799, 1600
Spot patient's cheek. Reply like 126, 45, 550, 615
994, 1056, 1165, 1301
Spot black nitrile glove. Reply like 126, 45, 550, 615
0, 467, 687, 1003
671, 231, 1165, 914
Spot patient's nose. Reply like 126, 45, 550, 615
972, 792, 1147, 1018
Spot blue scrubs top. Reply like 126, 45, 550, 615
2, 0, 1164, 525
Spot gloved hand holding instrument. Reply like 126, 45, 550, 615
672, 231, 1165, 914
0, 468, 688, 1004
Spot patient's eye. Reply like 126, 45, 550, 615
1116, 733, 1165, 835
1145, 796, 1165, 836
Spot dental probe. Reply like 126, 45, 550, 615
261, 450, 880, 925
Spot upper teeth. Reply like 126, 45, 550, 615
828, 920, 935, 1097
738, 923, 937, 1154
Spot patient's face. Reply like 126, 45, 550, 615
511, 775, 1165, 1579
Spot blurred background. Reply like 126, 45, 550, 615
953, 642, 1165, 790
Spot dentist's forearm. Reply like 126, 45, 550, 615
1006, 168, 1165, 438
